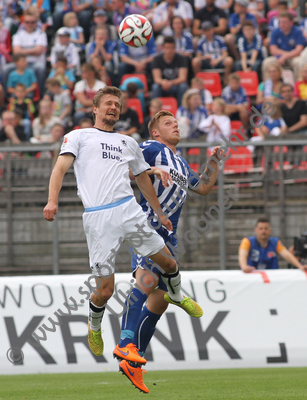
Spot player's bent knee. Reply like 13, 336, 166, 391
161, 258, 177, 274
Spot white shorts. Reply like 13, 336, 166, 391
82, 197, 165, 277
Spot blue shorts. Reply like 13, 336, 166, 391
131, 226, 177, 292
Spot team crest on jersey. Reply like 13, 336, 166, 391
121, 139, 127, 146
267, 251, 276, 258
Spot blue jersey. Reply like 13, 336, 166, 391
139, 140, 201, 234
222, 85, 248, 105
131, 140, 201, 285
174, 32, 194, 54
229, 12, 257, 35
119, 35, 157, 60
246, 236, 282, 269
300, 18, 307, 33
270, 25, 305, 52
238, 34, 263, 60
88, 40, 117, 58
196, 34, 227, 59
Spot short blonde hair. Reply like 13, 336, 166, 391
63, 12, 77, 26
267, 62, 283, 77
148, 110, 174, 139
182, 88, 201, 109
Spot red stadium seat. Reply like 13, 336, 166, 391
187, 148, 200, 156
230, 121, 245, 141
120, 73, 149, 92
158, 97, 178, 115
33, 83, 40, 102
224, 147, 253, 174
236, 71, 259, 96
127, 98, 144, 124
195, 72, 222, 97
189, 163, 200, 173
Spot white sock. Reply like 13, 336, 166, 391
161, 266, 184, 303
89, 299, 105, 332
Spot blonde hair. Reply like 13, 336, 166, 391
148, 110, 174, 139
228, 73, 241, 82
213, 98, 226, 114
39, 99, 52, 127
270, 103, 282, 120
150, 98, 163, 109
182, 88, 201, 109
191, 77, 204, 86
267, 62, 283, 77
63, 12, 77, 27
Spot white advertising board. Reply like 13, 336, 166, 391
1, 270, 307, 375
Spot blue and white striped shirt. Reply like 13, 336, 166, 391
196, 35, 227, 59
176, 105, 208, 137
238, 34, 263, 60
139, 140, 200, 233
174, 32, 194, 54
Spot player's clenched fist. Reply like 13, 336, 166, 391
43, 202, 58, 221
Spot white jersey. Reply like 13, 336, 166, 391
59, 127, 150, 209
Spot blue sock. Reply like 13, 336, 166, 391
119, 288, 147, 348
134, 305, 162, 356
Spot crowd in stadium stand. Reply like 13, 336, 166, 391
0, 0, 307, 155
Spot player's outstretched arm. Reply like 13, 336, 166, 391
43, 154, 75, 222
279, 248, 307, 271
194, 146, 223, 196
238, 248, 256, 273
135, 171, 173, 231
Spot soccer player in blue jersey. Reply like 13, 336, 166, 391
113, 110, 223, 393
239, 217, 307, 273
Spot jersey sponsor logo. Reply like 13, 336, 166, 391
169, 168, 187, 188
251, 249, 259, 262
101, 143, 123, 162
267, 251, 276, 258
63, 137, 68, 143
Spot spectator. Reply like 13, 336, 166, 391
79, 118, 93, 128
265, 0, 288, 50
88, 26, 117, 81
262, 12, 305, 81
91, 56, 108, 85
63, 11, 85, 51
119, 35, 156, 79
8, 83, 35, 140
32, 99, 62, 142
225, 0, 257, 61
0, 19, 12, 64
222, 73, 249, 130
239, 217, 307, 272
20, 0, 51, 26
47, 55, 76, 91
151, 36, 189, 106
171, 16, 194, 58
17, 5, 44, 32
30, 122, 65, 144
113, 91, 141, 142
7, 54, 37, 98
267, 0, 297, 22
280, 83, 307, 134
300, 2, 307, 43
192, 21, 233, 84
176, 88, 208, 138
47, 78, 72, 128
73, 63, 106, 126
191, 77, 213, 111
198, 98, 231, 143
3, 10, 47, 97
194, 0, 233, 13
235, 20, 263, 79
246, 0, 264, 23
256, 62, 284, 107
50, 27, 80, 75
294, 64, 307, 101
72, 0, 93, 42
0, 110, 27, 143
142, 98, 163, 139
120, 77, 146, 111
111, 0, 140, 29
248, 103, 287, 155
193, 0, 228, 37
152, 0, 193, 37
52, 0, 73, 33
90, 9, 109, 38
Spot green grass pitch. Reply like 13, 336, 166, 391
1, 367, 307, 400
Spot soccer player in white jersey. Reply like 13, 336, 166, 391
43, 87, 203, 366
115, 110, 224, 393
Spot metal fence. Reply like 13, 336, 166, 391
1, 137, 307, 276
